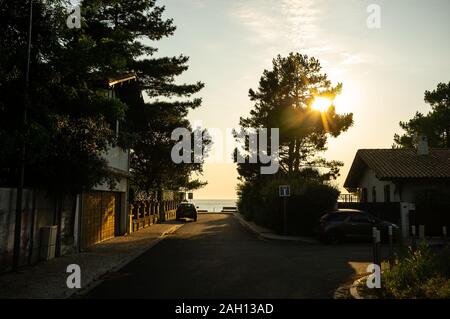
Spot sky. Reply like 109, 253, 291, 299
152, 0, 450, 200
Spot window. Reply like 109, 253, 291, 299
384, 185, 391, 203
350, 214, 371, 223
361, 188, 368, 203
372, 186, 377, 203
325, 213, 349, 222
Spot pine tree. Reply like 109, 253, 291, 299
0, 0, 209, 195
235, 53, 353, 181
394, 82, 450, 148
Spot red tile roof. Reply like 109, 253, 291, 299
344, 148, 450, 188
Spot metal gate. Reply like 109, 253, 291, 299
81, 191, 120, 249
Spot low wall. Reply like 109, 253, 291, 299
0, 188, 76, 273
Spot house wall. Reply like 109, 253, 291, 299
89, 145, 130, 236
358, 169, 450, 203
400, 182, 450, 203
358, 169, 398, 202
93, 146, 128, 194
102, 146, 129, 173
93, 177, 128, 193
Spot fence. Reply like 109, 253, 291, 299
129, 199, 181, 232
338, 193, 359, 203
338, 202, 401, 225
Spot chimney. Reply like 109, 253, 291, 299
417, 135, 429, 155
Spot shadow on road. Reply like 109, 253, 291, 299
84, 214, 375, 299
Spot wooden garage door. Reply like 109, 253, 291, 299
81, 191, 120, 249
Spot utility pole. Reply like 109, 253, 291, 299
13, 0, 33, 271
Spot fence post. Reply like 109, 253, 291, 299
149, 202, 154, 225
376, 230, 381, 266
129, 204, 134, 234
443, 226, 447, 246
411, 225, 416, 250
419, 225, 425, 240
388, 225, 394, 268
372, 227, 379, 266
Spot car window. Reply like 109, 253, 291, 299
326, 213, 348, 222
350, 214, 371, 223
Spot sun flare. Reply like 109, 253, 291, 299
311, 97, 332, 112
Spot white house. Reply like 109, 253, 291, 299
344, 137, 450, 236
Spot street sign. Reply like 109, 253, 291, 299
188, 192, 193, 200
279, 185, 290, 197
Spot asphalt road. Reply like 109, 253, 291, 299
85, 213, 374, 298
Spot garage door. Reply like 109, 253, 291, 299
81, 191, 120, 249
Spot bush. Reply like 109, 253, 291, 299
382, 245, 450, 298
237, 175, 339, 236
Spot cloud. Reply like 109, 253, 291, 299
280, 0, 321, 43
230, 0, 377, 86
232, 0, 324, 49
341, 53, 365, 65
232, 1, 286, 44
191, 0, 207, 9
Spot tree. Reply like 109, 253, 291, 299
0, 0, 209, 196
235, 53, 353, 181
0, 0, 123, 195
77, 0, 210, 194
394, 82, 450, 148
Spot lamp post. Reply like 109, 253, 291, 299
12, 0, 33, 272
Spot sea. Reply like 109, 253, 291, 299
193, 199, 237, 212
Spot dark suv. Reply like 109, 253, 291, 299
316, 209, 398, 244
176, 202, 198, 221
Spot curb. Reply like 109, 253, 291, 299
198, 212, 235, 215
233, 213, 318, 244
349, 275, 379, 299
70, 223, 183, 299
349, 277, 366, 299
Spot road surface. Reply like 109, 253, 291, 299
85, 213, 373, 298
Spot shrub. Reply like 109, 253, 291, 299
237, 175, 339, 236
382, 245, 450, 298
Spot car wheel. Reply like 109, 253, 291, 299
326, 231, 342, 244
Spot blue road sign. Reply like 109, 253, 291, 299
279, 185, 290, 197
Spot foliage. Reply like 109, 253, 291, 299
238, 172, 339, 235
76, 0, 209, 193
394, 82, 450, 148
0, 0, 209, 195
382, 244, 450, 299
0, 0, 123, 194
235, 53, 351, 234
235, 53, 353, 179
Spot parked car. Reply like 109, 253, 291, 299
316, 209, 398, 244
176, 202, 198, 221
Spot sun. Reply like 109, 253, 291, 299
311, 97, 332, 112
